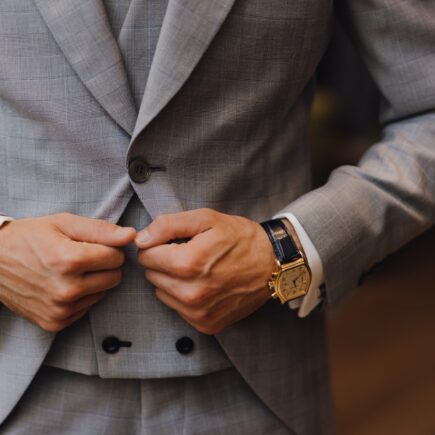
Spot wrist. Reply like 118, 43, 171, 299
260, 219, 311, 304
271, 213, 325, 316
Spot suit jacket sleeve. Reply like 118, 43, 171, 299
277, 1, 435, 310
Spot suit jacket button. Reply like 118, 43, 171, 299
176, 336, 194, 355
128, 157, 151, 183
102, 336, 122, 354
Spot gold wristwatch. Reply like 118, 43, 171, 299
260, 219, 311, 304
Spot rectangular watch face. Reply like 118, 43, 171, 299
278, 265, 310, 301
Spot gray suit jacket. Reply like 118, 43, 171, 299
0, 1, 434, 434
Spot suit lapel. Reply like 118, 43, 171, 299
34, 0, 235, 140
34, 0, 137, 135
130, 0, 236, 143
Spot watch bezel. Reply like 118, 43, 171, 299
269, 257, 312, 304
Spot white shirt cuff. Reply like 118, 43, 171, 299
272, 212, 324, 317
0, 216, 14, 228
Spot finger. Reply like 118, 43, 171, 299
1, 295, 91, 333
155, 288, 180, 309
54, 213, 136, 247
135, 208, 218, 249
137, 228, 220, 277
58, 290, 107, 316
138, 244, 186, 275
44, 290, 107, 321
154, 289, 205, 333
78, 269, 122, 296
146, 270, 214, 309
50, 269, 121, 304
155, 288, 190, 314
155, 288, 210, 330
176, 309, 221, 336
169, 294, 252, 336
68, 243, 125, 273
144, 269, 185, 299
25, 303, 89, 333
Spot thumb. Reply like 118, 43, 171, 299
54, 213, 136, 247
135, 208, 217, 249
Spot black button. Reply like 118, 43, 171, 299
102, 336, 132, 354
128, 157, 151, 183
175, 336, 194, 355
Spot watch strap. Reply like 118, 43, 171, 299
260, 219, 301, 264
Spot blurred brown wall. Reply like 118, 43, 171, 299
328, 228, 435, 435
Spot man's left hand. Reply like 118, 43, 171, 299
135, 209, 276, 334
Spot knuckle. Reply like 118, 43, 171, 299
60, 252, 82, 273
117, 250, 126, 265
54, 283, 81, 303
40, 319, 65, 333
137, 248, 150, 262
49, 304, 72, 321
195, 323, 219, 335
181, 288, 206, 307
154, 288, 164, 301
191, 308, 210, 323
48, 249, 82, 274
43, 249, 63, 270
111, 249, 125, 268
144, 269, 153, 282
172, 257, 192, 277
173, 261, 194, 278
43, 254, 58, 270
175, 253, 204, 278
199, 208, 217, 220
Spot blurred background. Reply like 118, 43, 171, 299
310, 19, 435, 435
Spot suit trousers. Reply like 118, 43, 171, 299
0, 365, 291, 435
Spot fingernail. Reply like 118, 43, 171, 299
135, 229, 150, 245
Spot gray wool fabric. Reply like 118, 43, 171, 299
42, 0, 234, 380
1, 366, 291, 434
0, 0, 434, 434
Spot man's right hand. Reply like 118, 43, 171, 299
0, 213, 136, 332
